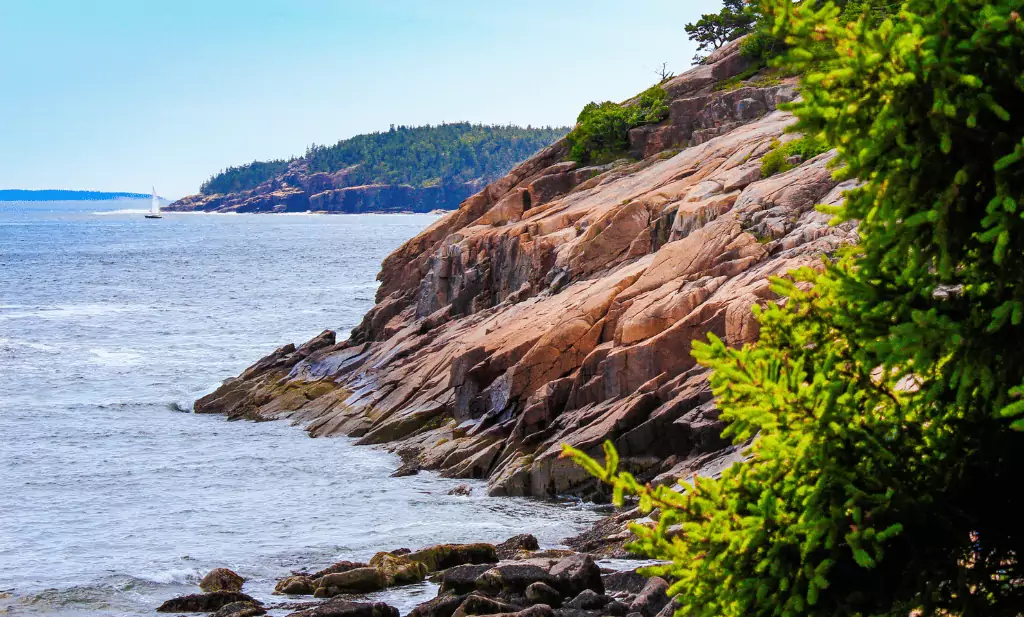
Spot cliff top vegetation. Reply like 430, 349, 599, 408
569, 1, 1024, 616
199, 123, 568, 196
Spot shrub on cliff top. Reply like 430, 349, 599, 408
567, 1, 1024, 616
759, 135, 831, 177
567, 86, 669, 164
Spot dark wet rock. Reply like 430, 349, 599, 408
285, 600, 400, 617
475, 563, 554, 595
550, 555, 603, 598
391, 548, 412, 556
213, 601, 266, 617
520, 550, 575, 561
496, 534, 539, 559
156, 591, 257, 613
408, 593, 469, 617
275, 575, 316, 595
314, 568, 389, 597
439, 564, 495, 594
200, 568, 245, 593
652, 600, 679, 617
268, 601, 322, 612
451, 593, 519, 617
564, 590, 610, 610
407, 543, 498, 572
391, 463, 420, 477
629, 577, 669, 617
524, 581, 562, 607
605, 601, 631, 616
311, 561, 369, 580
498, 606, 554, 617
447, 484, 473, 496
601, 570, 647, 595
369, 552, 429, 585
552, 610, 602, 617
563, 514, 641, 559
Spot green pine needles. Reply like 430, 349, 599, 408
564, 1, 1024, 616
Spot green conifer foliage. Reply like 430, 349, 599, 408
565, 1, 1024, 615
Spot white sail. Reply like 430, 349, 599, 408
151, 187, 160, 214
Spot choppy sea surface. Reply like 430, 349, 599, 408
0, 201, 602, 616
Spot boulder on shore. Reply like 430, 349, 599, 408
369, 552, 429, 585
525, 581, 563, 607
439, 564, 494, 594
314, 567, 389, 597
311, 560, 369, 579
407, 593, 469, 617
156, 591, 258, 613
451, 594, 521, 617
406, 543, 498, 572
550, 555, 604, 598
275, 575, 317, 595
200, 568, 245, 593
213, 601, 266, 617
629, 577, 670, 617
496, 534, 540, 559
285, 599, 400, 617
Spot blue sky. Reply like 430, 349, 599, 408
0, 1, 719, 198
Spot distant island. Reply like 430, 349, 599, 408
0, 189, 151, 201
168, 123, 568, 214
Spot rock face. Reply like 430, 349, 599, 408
167, 174, 482, 214
194, 40, 856, 502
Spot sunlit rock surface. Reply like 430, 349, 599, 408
195, 42, 857, 501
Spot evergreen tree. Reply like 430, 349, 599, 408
199, 124, 567, 196
567, 1, 1024, 615
685, 0, 758, 63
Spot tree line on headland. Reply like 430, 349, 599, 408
199, 123, 568, 196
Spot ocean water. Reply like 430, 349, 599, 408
0, 201, 602, 616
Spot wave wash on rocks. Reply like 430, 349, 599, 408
195, 39, 857, 501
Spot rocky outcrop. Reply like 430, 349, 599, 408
272, 543, 494, 600
160, 537, 666, 617
194, 40, 855, 502
201, 567, 245, 593
167, 162, 483, 214
157, 591, 259, 613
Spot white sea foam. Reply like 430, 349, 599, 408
0, 337, 59, 352
134, 567, 202, 585
89, 348, 142, 365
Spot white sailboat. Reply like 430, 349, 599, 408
145, 187, 162, 219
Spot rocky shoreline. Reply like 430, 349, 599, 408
166, 177, 483, 215
193, 38, 851, 496
157, 536, 673, 617
182, 36, 857, 616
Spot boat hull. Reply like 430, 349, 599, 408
144, 215, 162, 219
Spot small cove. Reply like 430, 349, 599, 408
0, 201, 603, 616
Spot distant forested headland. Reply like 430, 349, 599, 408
199, 123, 568, 196
0, 189, 151, 201
170, 123, 569, 214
